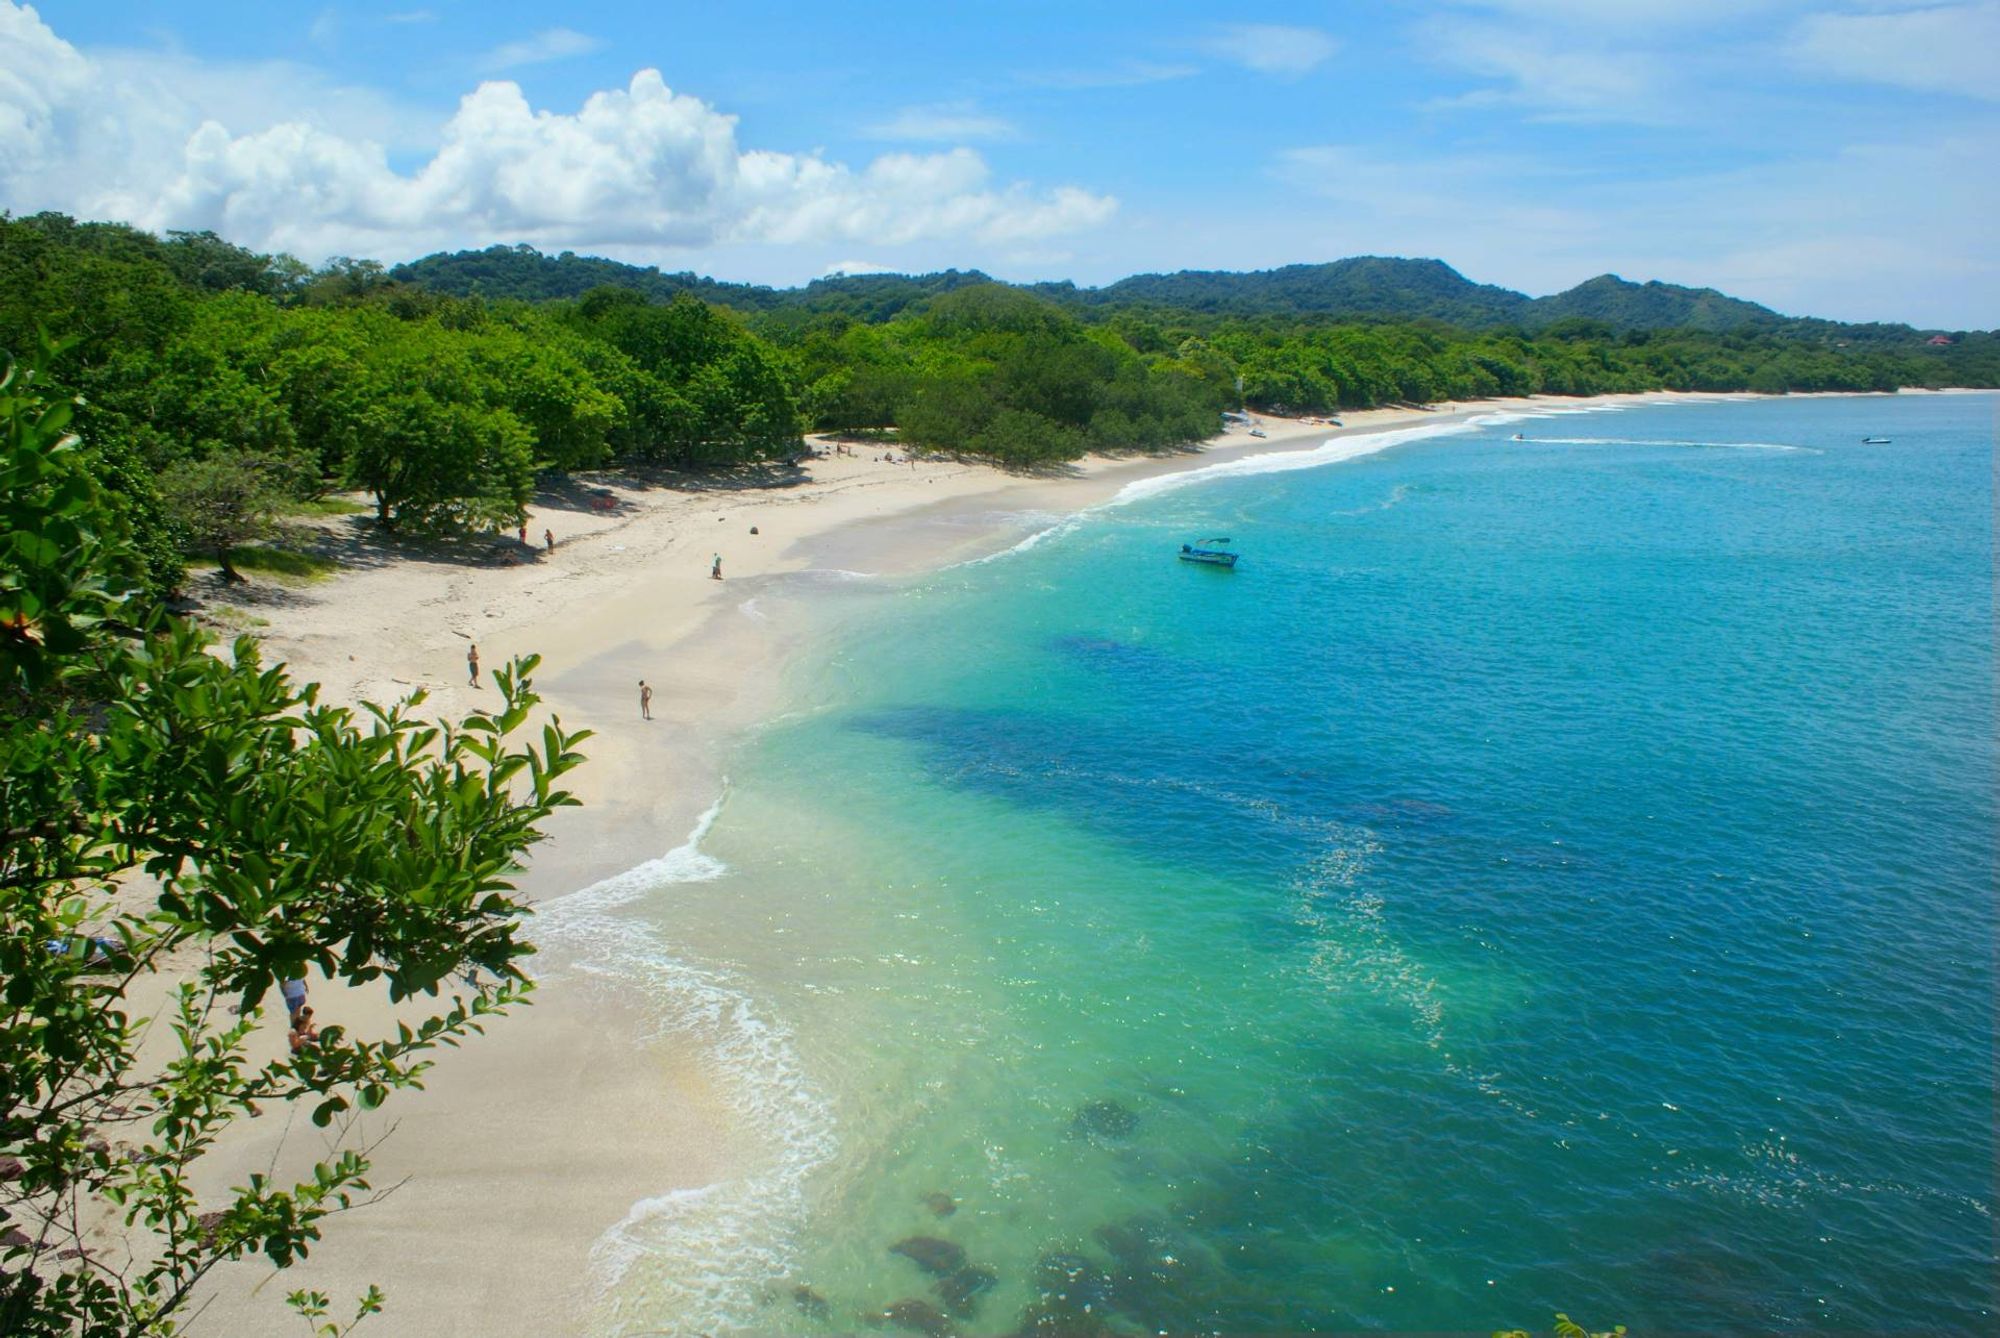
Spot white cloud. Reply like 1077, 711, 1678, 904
308, 8, 338, 51
1203, 24, 1339, 76
0, 4, 1117, 264
1791, 2, 2000, 101
477, 27, 604, 74
866, 101, 1017, 142
1422, 22, 1678, 121
1019, 59, 1200, 89
823, 259, 893, 276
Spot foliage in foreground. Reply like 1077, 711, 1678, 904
1496, 1313, 1627, 1338
0, 352, 589, 1333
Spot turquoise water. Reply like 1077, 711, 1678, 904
568, 394, 1994, 1334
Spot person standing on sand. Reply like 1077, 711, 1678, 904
711, 553, 723, 580
640, 680, 653, 720
467, 644, 480, 687
544, 528, 555, 552
518, 520, 528, 544
281, 977, 307, 1025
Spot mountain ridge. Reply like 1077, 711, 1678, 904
387, 245, 1962, 338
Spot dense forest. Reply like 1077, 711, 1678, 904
395, 244, 1991, 343
4, 213, 1994, 600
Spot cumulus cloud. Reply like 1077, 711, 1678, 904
866, 101, 1017, 142
477, 27, 604, 73
0, 3, 1117, 264
1791, 2, 2000, 101
1203, 24, 1339, 77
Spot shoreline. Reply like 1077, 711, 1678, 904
184, 387, 1915, 1332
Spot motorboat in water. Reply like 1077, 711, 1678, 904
1179, 538, 1239, 568
1861, 436, 1892, 444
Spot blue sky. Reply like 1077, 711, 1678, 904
5, 1, 1994, 326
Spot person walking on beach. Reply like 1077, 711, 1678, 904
639, 680, 653, 720
544, 528, 556, 552
281, 977, 308, 1025
711, 553, 723, 580
467, 644, 480, 687
518, 520, 528, 544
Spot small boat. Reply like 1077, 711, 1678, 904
1247, 427, 1267, 438
1862, 436, 1892, 444
1179, 538, 1238, 568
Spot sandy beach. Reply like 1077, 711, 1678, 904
177, 392, 1756, 1333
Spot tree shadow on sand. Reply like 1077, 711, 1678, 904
273, 514, 536, 576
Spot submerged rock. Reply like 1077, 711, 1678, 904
1092, 1219, 1160, 1269
1068, 1099, 1138, 1140
791, 1284, 831, 1320
1035, 1251, 1112, 1309
935, 1264, 997, 1317
881, 1297, 952, 1335
921, 1190, 957, 1217
891, 1235, 967, 1276
1092, 1214, 1216, 1333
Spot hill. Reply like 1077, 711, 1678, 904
385, 245, 1980, 344
1527, 274, 1783, 332
388, 245, 998, 322
1046, 256, 1535, 325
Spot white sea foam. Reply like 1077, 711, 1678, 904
1108, 420, 1478, 507
955, 421, 1486, 570
537, 792, 837, 1335
954, 406, 1661, 570
949, 510, 1086, 568
540, 792, 730, 922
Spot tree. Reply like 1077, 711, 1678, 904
0, 352, 589, 1333
155, 452, 291, 581
342, 331, 535, 533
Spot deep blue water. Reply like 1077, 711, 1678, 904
636, 394, 1994, 1334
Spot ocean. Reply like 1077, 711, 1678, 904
548, 393, 1995, 1334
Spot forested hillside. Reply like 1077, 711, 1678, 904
394, 245, 1994, 340
1053, 257, 1534, 324
4, 212, 1994, 604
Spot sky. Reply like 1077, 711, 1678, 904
2, 1, 1993, 327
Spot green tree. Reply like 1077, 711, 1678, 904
0, 353, 589, 1334
156, 452, 292, 581
343, 333, 535, 533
